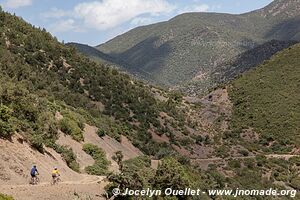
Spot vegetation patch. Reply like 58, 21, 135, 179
229, 44, 300, 153
0, 194, 14, 200
49, 143, 80, 172
59, 117, 83, 142
83, 143, 110, 175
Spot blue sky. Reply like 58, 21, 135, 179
0, 0, 273, 46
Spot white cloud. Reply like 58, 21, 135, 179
49, 19, 83, 33
3, 0, 32, 9
74, 0, 175, 30
42, 0, 216, 34
42, 8, 73, 19
178, 4, 210, 14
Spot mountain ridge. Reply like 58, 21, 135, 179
73, 0, 300, 91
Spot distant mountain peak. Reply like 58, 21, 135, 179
259, 0, 300, 18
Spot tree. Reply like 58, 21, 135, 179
112, 151, 124, 171
153, 158, 191, 192
0, 105, 14, 138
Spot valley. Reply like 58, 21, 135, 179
0, 0, 300, 199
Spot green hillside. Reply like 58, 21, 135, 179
229, 43, 300, 153
0, 9, 191, 158
91, 0, 300, 89
66, 42, 129, 69
181, 40, 298, 95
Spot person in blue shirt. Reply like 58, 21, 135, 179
30, 165, 39, 184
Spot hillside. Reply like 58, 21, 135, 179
104, 39, 300, 199
0, 8, 193, 158
180, 40, 298, 95
229, 43, 300, 154
66, 43, 129, 69
83, 0, 300, 89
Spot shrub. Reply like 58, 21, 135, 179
0, 120, 14, 138
228, 159, 241, 168
29, 133, 44, 153
0, 105, 14, 138
289, 156, 300, 166
256, 155, 267, 167
0, 193, 14, 200
215, 146, 230, 158
239, 149, 249, 157
97, 129, 106, 138
61, 147, 80, 172
290, 177, 300, 190
59, 117, 83, 141
51, 144, 80, 172
83, 143, 110, 175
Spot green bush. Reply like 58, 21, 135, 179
97, 129, 106, 138
29, 133, 44, 153
215, 146, 230, 158
83, 143, 110, 175
50, 144, 80, 172
59, 117, 83, 141
0, 120, 14, 138
289, 156, 300, 166
290, 177, 300, 190
0, 194, 14, 200
239, 149, 249, 157
0, 105, 14, 138
61, 148, 80, 172
228, 159, 241, 168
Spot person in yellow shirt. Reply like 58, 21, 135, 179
51, 167, 60, 184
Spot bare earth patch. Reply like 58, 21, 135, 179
84, 124, 143, 172
56, 131, 95, 172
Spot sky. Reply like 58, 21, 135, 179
0, 0, 273, 46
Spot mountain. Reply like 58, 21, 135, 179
1, 4, 300, 200
180, 39, 298, 95
66, 42, 128, 68
0, 8, 195, 158
229, 42, 300, 154
81, 0, 300, 89
0, 7, 215, 195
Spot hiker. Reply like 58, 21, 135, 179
51, 167, 60, 184
30, 165, 39, 185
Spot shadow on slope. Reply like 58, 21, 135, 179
265, 17, 300, 41
111, 37, 172, 83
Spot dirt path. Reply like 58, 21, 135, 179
0, 176, 107, 200
191, 154, 299, 162
0, 135, 108, 200
190, 154, 300, 170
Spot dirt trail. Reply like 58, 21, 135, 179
192, 154, 299, 162
1, 175, 104, 188
0, 177, 107, 200
0, 123, 145, 199
190, 154, 300, 170
0, 134, 108, 200
0, 135, 85, 185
